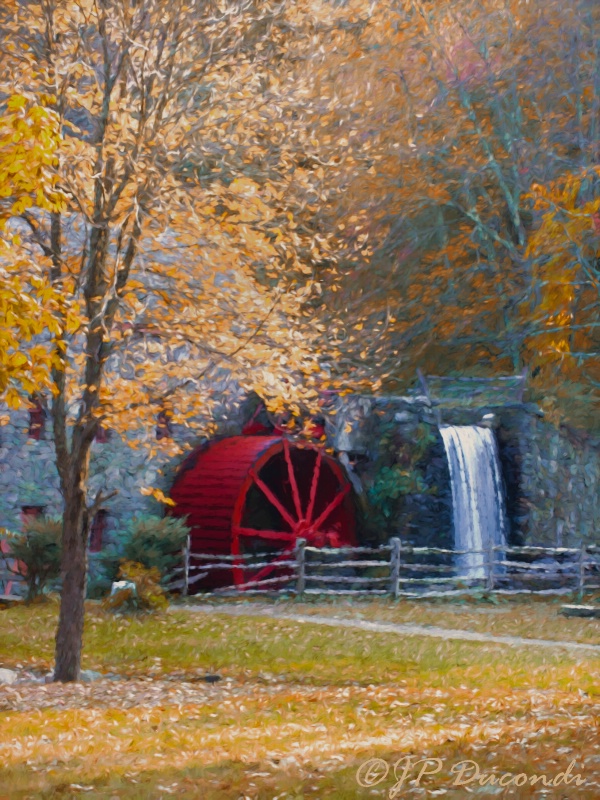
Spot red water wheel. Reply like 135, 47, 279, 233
170, 436, 357, 591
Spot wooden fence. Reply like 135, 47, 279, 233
3, 536, 599, 600
175, 537, 600, 598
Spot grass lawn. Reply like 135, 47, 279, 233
1, 598, 599, 798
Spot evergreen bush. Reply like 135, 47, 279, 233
5, 516, 62, 601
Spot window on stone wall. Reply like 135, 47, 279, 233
21, 506, 45, 527
156, 408, 173, 440
89, 510, 107, 553
28, 396, 46, 440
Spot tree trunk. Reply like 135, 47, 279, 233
54, 479, 89, 682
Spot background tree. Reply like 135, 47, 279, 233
293, 0, 600, 423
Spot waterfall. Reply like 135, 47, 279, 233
440, 425, 507, 580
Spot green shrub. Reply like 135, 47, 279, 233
5, 516, 62, 602
125, 515, 189, 576
101, 515, 189, 590
365, 422, 437, 539
86, 557, 113, 599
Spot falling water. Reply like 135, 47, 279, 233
440, 425, 507, 580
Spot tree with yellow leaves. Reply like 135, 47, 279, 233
0, 0, 355, 681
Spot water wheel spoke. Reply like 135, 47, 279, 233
305, 449, 323, 524
283, 439, 303, 520
311, 483, 351, 531
249, 469, 298, 530
247, 547, 295, 585
232, 525, 296, 543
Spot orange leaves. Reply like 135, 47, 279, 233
140, 487, 176, 507
523, 169, 600, 386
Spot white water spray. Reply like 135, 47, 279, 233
440, 425, 507, 580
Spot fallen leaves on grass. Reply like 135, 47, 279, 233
1, 602, 600, 797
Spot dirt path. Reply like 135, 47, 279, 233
181, 603, 600, 656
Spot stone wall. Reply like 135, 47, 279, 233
333, 395, 600, 547
497, 410, 600, 546
0, 409, 167, 560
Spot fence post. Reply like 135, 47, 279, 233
389, 537, 401, 599
487, 538, 495, 593
183, 534, 190, 597
295, 538, 306, 597
578, 540, 586, 600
